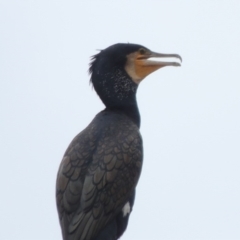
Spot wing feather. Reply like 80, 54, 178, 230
56, 113, 143, 240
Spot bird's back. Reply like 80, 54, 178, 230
56, 110, 143, 240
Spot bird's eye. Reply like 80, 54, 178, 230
139, 48, 146, 55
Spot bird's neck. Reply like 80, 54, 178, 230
92, 69, 141, 126
99, 72, 140, 127
106, 101, 140, 128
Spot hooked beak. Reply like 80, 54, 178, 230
138, 51, 182, 68
125, 49, 182, 84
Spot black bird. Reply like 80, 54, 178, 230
56, 43, 181, 240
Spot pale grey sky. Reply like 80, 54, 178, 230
1, 1, 240, 240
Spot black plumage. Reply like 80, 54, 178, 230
56, 43, 181, 240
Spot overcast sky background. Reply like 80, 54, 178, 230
1, 1, 240, 240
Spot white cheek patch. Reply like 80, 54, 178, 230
122, 201, 131, 217
125, 65, 142, 84
125, 53, 143, 84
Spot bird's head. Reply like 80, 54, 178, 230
89, 43, 181, 108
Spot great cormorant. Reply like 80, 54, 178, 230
56, 43, 181, 240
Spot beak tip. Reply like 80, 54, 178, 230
178, 55, 182, 63
175, 62, 181, 67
